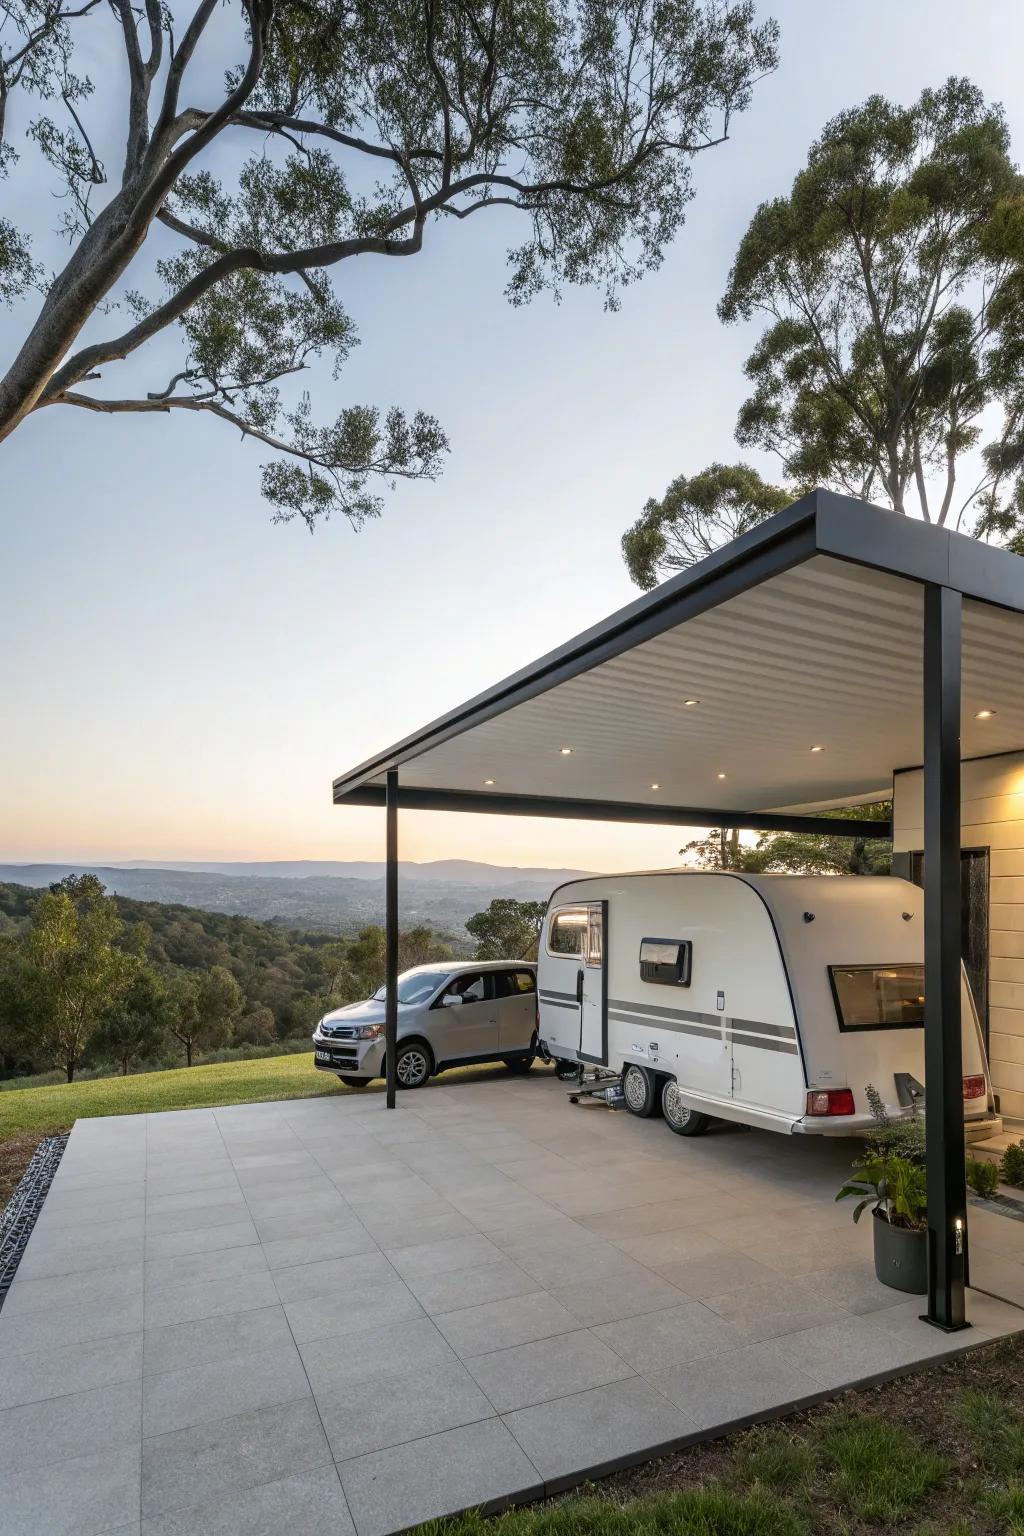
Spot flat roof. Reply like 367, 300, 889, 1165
332, 490, 1024, 827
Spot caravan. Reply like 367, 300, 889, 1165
537, 871, 997, 1139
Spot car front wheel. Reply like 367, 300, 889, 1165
662, 1079, 710, 1136
394, 1042, 432, 1089
338, 1075, 369, 1088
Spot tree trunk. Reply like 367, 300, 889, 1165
66, 1061, 74, 1082
186, 1039, 193, 1066
122, 1057, 129, 1076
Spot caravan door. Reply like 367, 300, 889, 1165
579, 901, 607, 1064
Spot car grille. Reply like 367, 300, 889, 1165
320, 1024, 359, 1039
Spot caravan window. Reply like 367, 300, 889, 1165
548, 907, 588, 956
829, 964, 925, 1030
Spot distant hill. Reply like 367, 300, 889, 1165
99, 858, 592, 884
0, 860, 593, 935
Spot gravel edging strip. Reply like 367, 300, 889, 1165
0, 1134, 68, 1310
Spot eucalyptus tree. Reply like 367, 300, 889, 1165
625, 79, 1024, 589
622, 460, 788, 587
722, 78, 1024, 535
0, 0, 778, 529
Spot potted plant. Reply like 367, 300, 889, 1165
836, 1086, 928, 1294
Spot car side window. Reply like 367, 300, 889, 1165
444, 972, 486, 1005
513, 971, 536, 994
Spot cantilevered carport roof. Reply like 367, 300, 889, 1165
333, 490, 1024, 832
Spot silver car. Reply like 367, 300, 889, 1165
312, 960, 539, 1089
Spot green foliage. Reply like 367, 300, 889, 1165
864, 1080, 927, 1163
731, 1429, 814, 1494
423, 1487, 804, 1536
26, 875, 133, 1081
954, 1388, 1024, 1481
965, 1153, 999, 1199
1000, 1140, 1024, 1188
838, 1090, 927, 1229
466, 900, 547, 962
89, 962, 174, 1076
1, 0, 778, 525
719, 78, 1024, 541
166, 964, 245, 1066
622, 463, 790, 586
837, 1150, 928, 1231
0, 881, 466, 1081
813, 1414, 947, 1523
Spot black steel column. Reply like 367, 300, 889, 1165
923, 584, 968, 1330
385, 770, 399, 1110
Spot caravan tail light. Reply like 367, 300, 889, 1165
806, 1088, 855, 1117
963, 1074, 986, 1101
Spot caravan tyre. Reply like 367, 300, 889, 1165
555, 1060, 581, 1082
662, 1080, 710, 1137
621, 1064, 658, 1118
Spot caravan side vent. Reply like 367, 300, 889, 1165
639, 938, 692, 987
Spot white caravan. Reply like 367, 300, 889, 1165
537, 872, 997, 1138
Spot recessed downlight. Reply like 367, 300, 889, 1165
975, 709, 996, 720
650, 783, 660, 791
683, 698, 700, 708
559, 746, 574, 755
717, 772, 727, 780
483, 779, 495, 786
810, 745, 825, 753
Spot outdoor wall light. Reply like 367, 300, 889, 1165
975, 709, 996, 719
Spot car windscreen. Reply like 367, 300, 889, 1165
372, 970, 450, 1006
829, 964, 925, 1030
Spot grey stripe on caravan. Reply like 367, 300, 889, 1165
609, 997, 795, 1041
607, 1009, 799, 1057
541, 997, 579, 1012
540, 988, 577, 1002
610, 996, 719, 1026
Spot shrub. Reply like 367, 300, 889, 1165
966, 1154, 999, 1199
1001, 1141, 1024, 1188
865, 1082, 926, 1164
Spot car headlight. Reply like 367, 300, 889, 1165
353, 1024, 385, 1041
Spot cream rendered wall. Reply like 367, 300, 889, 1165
893, 751, 1024, 1121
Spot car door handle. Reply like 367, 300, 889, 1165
576, 969, 584, 1004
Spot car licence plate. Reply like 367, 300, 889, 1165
315, 1049, 334, 1063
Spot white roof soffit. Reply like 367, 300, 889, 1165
333, 495, 1024, 820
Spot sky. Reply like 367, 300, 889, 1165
1, 1, 1021, 872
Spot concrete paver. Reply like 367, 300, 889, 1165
2, 1070, 1024, 1536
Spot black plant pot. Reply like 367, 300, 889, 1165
872, 1208, 927, 1295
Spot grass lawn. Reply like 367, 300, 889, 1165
0, 1050, 351, 1148
417, 1334, 1024, 1536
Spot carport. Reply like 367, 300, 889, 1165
332, 489, 1024, 1334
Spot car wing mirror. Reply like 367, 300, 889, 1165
442, 993, 463, 1007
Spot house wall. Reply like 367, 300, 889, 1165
893, 752, 1024, 1121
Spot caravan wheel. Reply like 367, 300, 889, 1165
662, 1080, 710, 1137
621, 1064, 657, 1118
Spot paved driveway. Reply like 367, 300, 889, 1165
2, 1070, 1023, 1536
